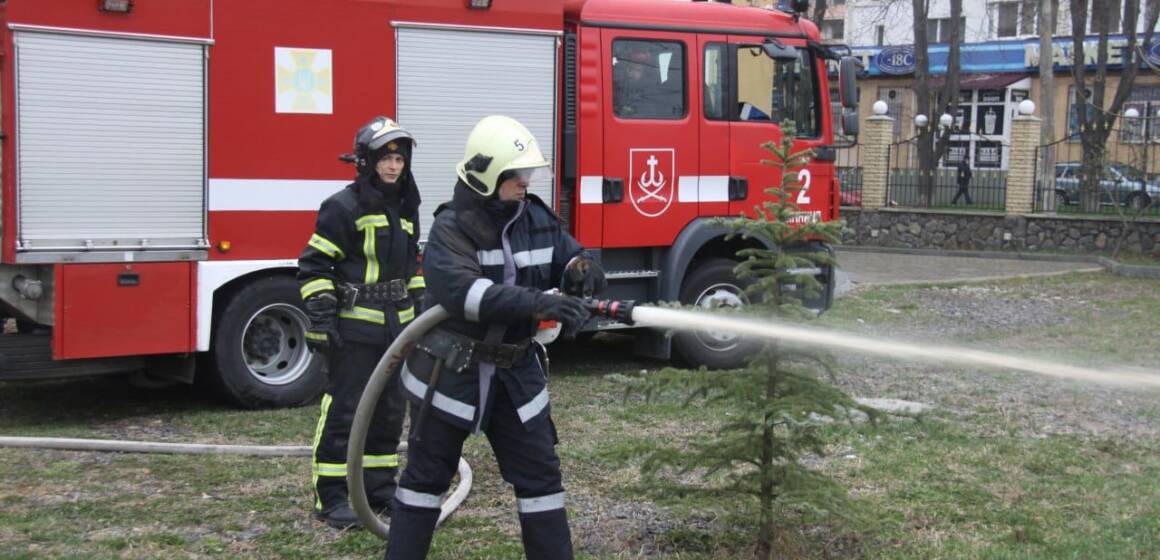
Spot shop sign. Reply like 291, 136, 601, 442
877, 46, 916, 75
1011, 89, 1030, 103
1025, 38, 1160, 70
978, 89, 1004, 103
975, 141, 1003, 168
976, 105, 1005, 136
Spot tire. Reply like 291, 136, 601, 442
1055, 191, 1069, 209
672, 258, 761, 369
209, 275, 325, 408
1127, 193, 1151, 211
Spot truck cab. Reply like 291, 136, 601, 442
563, 0, 852, 367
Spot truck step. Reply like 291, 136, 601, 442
0, 333, 144, 381
606, 270, 660, 280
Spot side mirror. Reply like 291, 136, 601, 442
842, 109, 860, 136
791, 0, 810, 13
838, 56, 859, 109
762, 40, 799, 61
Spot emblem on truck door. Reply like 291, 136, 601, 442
629, 148, 674, 217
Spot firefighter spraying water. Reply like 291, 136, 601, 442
346, 298, 1160, 541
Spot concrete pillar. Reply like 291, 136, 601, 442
1006, 115, 1042, 215
860, 115, 894, 209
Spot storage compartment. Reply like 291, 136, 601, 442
56, 263, 194, 359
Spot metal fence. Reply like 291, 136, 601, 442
835, 143, 862, 207
885, 136, 1007, 211
1034, 130, 1160, 217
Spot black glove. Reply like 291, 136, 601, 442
304, 292, 342, 353
534, 292, 589, 338
562, 257, 607, 297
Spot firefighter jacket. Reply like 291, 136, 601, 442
297, 174, 425, 346
401, 181, 587, 432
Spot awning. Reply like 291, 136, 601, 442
928, 73, 1030, 89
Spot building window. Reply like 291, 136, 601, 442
822, 20, 844, 41
876, 25, 885, 46
878, 87, 908, 136
1115, 87, 1160, 144
612, 39, 686, 119
926, 17, 966, 43
992, 2, 1020, 37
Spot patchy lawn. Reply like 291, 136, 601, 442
1, 271, 1158, 559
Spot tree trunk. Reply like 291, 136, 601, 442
912, 0, 962, 207
757, 351, 779, 559
1039, 0, 1057, 210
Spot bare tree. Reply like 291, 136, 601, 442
912, 0, 964, 205
1038, 0, 1058, 209
1070, 0, 1160, 211
812, 0, 829, 26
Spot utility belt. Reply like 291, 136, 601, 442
338, 279, 408, 309
416, 329, 534, 372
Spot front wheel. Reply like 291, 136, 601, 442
673, 258, 761, 369
209, 275, 326, 408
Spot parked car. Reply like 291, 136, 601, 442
1053, 162, 1160, 210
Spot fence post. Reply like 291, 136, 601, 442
1007, 108, 1042, 214
861, 113, 894, 209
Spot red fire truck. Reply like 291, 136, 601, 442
0, 0, 859, 407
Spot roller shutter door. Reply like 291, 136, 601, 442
396, 26, 557, 240
15, 31, 206, 257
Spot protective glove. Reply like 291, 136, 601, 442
533, 292, 590, 339
304, 292, 343, 353
562, 256, 607, 297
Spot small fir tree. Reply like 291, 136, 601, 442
617, 122, 878, 558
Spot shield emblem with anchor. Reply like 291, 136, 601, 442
628, 148, 675, 217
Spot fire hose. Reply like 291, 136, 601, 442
345, 298, 637, 539
3, 295, 1155, 542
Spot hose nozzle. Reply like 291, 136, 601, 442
584, 298, 636, 325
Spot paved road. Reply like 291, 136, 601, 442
833, 250, 1104, 295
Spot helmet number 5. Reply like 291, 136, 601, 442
796, 169, 812, 205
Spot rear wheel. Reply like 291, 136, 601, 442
1127, 193, 1151, 211
1054, 191, 1069, 209
673, 258, 761, 369
209, 275, 325, 408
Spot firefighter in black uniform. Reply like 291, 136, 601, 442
298, 116, 424, 529
384, 115, 605, 559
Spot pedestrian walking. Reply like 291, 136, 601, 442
952, 154, 974, 205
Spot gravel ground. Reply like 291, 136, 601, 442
824, 279, 1160, 440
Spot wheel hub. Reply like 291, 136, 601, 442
695, 284, 746, 346
240, 304, 312, 387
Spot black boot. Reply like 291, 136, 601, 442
384, 502, 440, 560
519, 509, 574, 560
313, 503, 362, 530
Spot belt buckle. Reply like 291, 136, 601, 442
389, 278, 408, 301
341, 285, 359, 310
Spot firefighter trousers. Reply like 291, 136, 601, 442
385, 380, 574, 559
312, 341, 406, 514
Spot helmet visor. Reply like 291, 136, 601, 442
503, 166, 553, 186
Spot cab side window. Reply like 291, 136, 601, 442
612, 39, 686, 119
704, 43, 728, 120
735, 44, 820, 137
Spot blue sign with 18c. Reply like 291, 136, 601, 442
877, 46, 916, 75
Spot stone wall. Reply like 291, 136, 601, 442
841, 208, 1160, 255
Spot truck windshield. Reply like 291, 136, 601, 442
735, 45, 819, 137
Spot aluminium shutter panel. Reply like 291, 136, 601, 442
396, 27, 557, 241
15, 31, 206, 253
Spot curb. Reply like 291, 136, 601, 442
834, 245, 1160, 280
